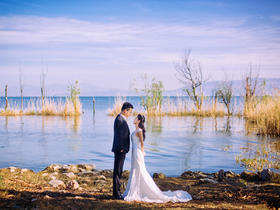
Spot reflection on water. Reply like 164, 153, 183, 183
214, 117, 232, 136
236, 138, 280, 172
0, 97, 279, 176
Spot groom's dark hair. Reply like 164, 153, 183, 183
121, 102, 134, 111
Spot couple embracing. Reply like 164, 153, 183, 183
111, 102, 192, 203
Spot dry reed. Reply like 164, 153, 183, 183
0, 98, 82, 116
107, 96, 127, 116
107, 96, 227, 117
245, 94, 280, 136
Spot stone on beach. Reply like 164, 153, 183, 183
49, 179, 66, 188
64, 172, 76, 179
78, 171, 99, 177
240, 171, 260, 181
218, 169, 224, 182
199, 178, 218, 184
66, 180, 80, 190
21, 168, 33, 173
181, 171, 196, 179
153, 173, 166, 179
8, 166, 18, 173
44, 164, 63, 172
260, 169, 272, 181
77, 164, 96, 172
225, 170, 236, 178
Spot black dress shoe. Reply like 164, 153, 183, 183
112, 195, 124, 200
113, 195, 124, 200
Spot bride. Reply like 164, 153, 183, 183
123, 114, 192, 203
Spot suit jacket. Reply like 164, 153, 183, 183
111, 114, 130, 153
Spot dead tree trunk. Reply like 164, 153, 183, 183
5, 85, 8, 110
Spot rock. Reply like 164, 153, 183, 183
225, 170, 235, 178
44, 164, 63, 172
42, 173, 48, 177
64, 172, 76, 179
199, 178, 218, 184
99, 169, 113, 178
153, 173, 166, 179
240, 171, 259, 181
69, 165, 79, 173
218, 169, 224, 182
49, 179, 65, 188
94, 175, 106, 180
49, 172, 59, 180
66, 180, 79, 190
60, 165, 70, 172
8, 166, 18, 173
181, 171, 195, 179
21, 168, 33, 173
197, 172, 208, 178
84, 164, 96, 171
260, 169, 272, 181
43, 195, 52, 200
77, 164, 96, 172
77, 171, 99, 177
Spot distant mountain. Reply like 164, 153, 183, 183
164, 78, 280, 96
1, 78, 279, 97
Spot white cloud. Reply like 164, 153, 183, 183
0, 15, 280, 95
271, 15, 280, 22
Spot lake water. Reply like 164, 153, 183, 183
0, 96, 279, 176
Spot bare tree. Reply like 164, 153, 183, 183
216, 81, 233, 115
40, 61, 48, 107
5, 85, 8, 110
174, 50, 206, 111
244, 65, 259, 115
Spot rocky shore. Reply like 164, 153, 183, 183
0, 164, 279, 209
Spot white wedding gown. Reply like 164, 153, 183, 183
123, 128, 192, 203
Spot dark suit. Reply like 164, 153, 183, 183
112, 114, 130, 198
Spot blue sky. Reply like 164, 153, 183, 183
0, 0, 280, 96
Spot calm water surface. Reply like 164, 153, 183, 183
0, 97, 278, 176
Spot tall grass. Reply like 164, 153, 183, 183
0, 97, 82, 116
163, 97, 226, 117
245, 94, 280, 136
107, 96, 127, 116
107, 96, 227, 117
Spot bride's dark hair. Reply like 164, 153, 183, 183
137, 114, 146, 141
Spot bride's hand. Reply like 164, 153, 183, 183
142, 151, 146, 156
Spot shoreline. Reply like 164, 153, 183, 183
1, 164, 280, 209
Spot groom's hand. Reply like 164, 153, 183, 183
120, 149, 124, 153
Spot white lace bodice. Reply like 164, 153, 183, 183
131, 128, 142, 150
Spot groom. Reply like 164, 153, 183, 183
112, 102, 133, 199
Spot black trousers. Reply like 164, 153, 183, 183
113, 151, 126, 198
